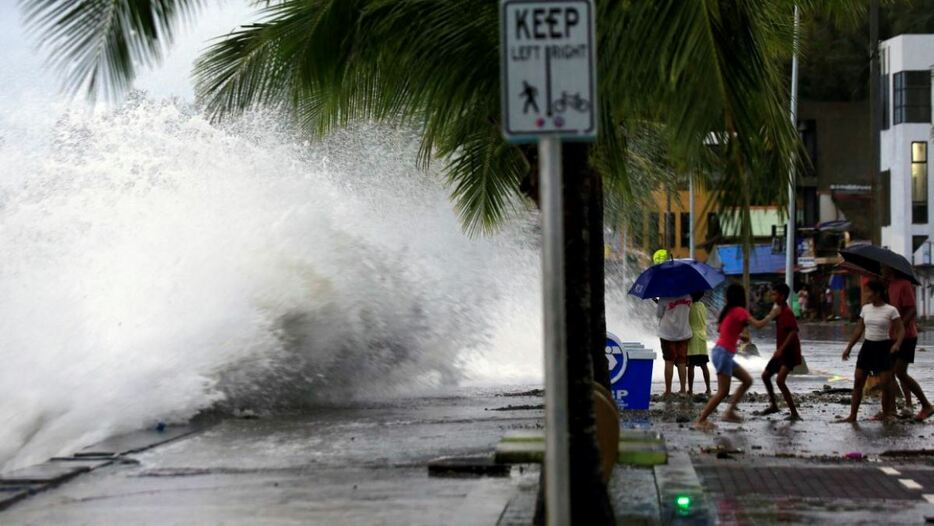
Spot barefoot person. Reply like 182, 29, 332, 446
882, 266, 933, 421
838, 280, 904, 423
657, 294, 692, 397
696, 284, 772, 428
758, 283, 801, 420
687, 291, 711, 396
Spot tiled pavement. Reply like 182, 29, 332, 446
696, 462, 934, 524
696, 465, 928, 501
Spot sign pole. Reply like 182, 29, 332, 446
500, 3, 595, 524
539, 135, 570, 526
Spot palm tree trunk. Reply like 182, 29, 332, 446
589, 169, 610, 392
742, 177, 752, 304
534, 143, 614, 525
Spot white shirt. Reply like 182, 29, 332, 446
860, 303, 900, 341
657, 295, 693, 341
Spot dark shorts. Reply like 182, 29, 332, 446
856, 340, 894, 375
896, 337, 917, 364
688, 354, 709, 366
660, 339, 689, 365
765, 347, 802, 375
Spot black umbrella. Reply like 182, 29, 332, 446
839, 244, 920, 285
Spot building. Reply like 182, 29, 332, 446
620, 184, 715, 262
796, 100, 872, 237
624, 185, 787, 264
879, 35, 934, 262
878, 34, 934, 316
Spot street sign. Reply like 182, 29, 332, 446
500, 0, 597, 142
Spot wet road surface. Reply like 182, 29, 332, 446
3, 325, 933, 525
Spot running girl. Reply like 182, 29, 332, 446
695, 284, 773, 429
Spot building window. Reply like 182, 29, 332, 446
631, 212, 644, 249
881, 74, 890, 130
894, 71, 931, 125
648, 212, 660, 251
665, 212, 675, 249
707, 213, 721, 240
680, 213, 690, 248
798, 119, 817, 177
881, 170, 891, 227
881, 47, 889, 130
912, 142, 928, 224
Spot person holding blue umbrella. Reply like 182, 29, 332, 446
629, 259, 726, 399
657, 293, 693, 397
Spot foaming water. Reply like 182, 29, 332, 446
0, 94, 561, 469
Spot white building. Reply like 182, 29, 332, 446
879, 34, 933, 314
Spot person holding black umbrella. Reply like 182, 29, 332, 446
838, 280, 904, 423
882, 266, 933, 421
839, 245, 933, 421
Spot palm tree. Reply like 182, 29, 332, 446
22, 1, 851, 523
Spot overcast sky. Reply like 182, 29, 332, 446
0, 1, 258, 106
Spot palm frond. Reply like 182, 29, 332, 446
20, 0, 204, 100
441, 124, 529, 236
197, 0, 521, 233
602, 1, 803, 220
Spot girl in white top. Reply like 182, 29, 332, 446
838, 280, 904, 423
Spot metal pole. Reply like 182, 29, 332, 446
785, 4, 800, 291
870, 0, 882, 245
689, 176, 696, 260
539, 136, 569, 526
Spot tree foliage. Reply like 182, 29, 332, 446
20, 0, 203, 100
22, 0, 813, 238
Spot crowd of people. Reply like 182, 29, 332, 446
653, 266, 933, 430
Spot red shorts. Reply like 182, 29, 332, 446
765, 348, 802, 374
660, 339, 689, 365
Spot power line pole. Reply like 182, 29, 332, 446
785, 4, 799, 290
870, 0, 882, 246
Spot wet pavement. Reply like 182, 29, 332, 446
2, 325, 934, 524
0, 391, 545, 525
638, 325, 934, 524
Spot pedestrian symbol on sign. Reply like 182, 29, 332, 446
521, 81, 539, 114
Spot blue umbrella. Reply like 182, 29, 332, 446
628, 260, 726, 299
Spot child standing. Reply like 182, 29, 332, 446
838, 280, 904, 423
758, 283, 802, 420
695, 284, 772, 429
687, 291, 711, 396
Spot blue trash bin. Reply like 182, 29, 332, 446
606, 332, 657, 410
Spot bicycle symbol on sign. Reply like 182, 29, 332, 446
552, 91, 591, 113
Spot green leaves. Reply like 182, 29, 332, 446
20, 0, 203, 100
195, 0, 525, 233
